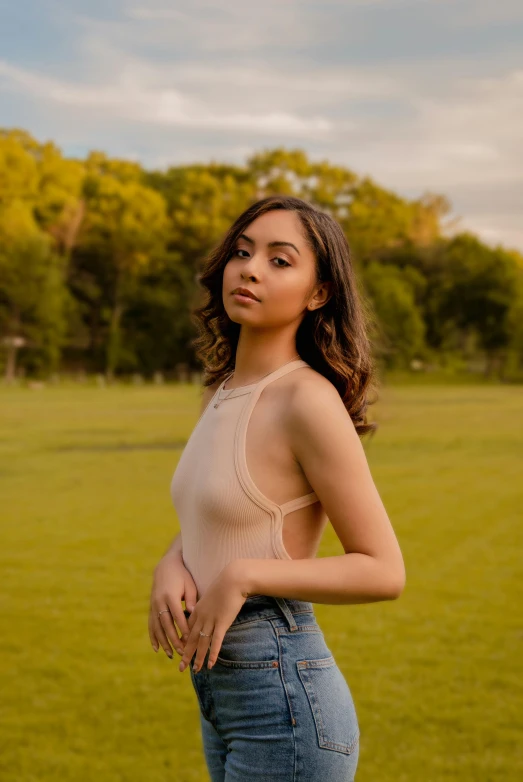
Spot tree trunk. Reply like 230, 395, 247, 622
4, 343, 17, 384
497, 352, 507, 382
4, 311, 23, 384
106, 300, 124, 382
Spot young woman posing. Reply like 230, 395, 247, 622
148, 195, 405, 781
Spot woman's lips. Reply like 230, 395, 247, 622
232, 292, 260, 303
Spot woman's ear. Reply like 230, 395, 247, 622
309, 281, 333, 310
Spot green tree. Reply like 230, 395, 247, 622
363, 261, 426, 368
34, 142, 85, 260
502, 250, 523, 377
149, 163, 256, 260
0, 204, 70, 380
0, 129, 40, 207
423, 234, 519, 376
78, 172, 169, 377
146, 164, 256, 369
245, 147, 448, 265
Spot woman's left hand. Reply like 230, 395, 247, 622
178, 560, 250, 673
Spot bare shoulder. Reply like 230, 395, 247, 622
287, 366, 344, 409
284, 365, 359, 443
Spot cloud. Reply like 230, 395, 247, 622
331, 66, 523, 189
101, 1, 322, 53
460, 214, 523, 251
0, 59, 333, 136
453, 0, 523, 25
1, 0, 522, 249
127, 7, 190, 21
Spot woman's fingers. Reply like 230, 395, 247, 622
190, 632, 213, 673
179, 616, 214, 673
206, 625, 226, 670
178, 617, 197, 671
191, 623, 225, 672
171, 598, 194, 642
147, 561, 200, 659
183, 577, 198, 615
148, 612, 159, 652
149, 610, 172, 658
151, 609, 175, 658
160, 601, 190, 654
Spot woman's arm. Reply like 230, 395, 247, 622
158, 532, 184, 564
226, 373, 406, 605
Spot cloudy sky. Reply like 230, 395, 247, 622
1, 0, 522, 250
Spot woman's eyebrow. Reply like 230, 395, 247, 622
239, 233, 301, 256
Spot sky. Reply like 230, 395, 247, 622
1, 0, 522, 251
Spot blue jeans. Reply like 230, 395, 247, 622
186, 594, 359, 781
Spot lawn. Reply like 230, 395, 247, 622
1, 380, 522, 781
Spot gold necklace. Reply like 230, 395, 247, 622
214, 355, 301, 409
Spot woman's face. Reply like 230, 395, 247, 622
222, 209, 320, 328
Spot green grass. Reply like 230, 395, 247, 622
1, 381, 522, 781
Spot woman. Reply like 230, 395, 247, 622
148, 195, 406, 780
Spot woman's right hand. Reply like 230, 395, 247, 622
148, 553, 199, 659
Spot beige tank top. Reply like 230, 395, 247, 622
170, 358, 319, 599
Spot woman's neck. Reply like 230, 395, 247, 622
228, 352, 301, 388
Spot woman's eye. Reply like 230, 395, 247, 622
232, 249, 290, 268
273, 257, 290, 268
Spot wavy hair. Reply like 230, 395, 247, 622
190, 195, 377, 436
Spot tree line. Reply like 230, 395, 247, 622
1, 128, 522, 382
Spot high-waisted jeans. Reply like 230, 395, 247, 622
185, 594, 360, 781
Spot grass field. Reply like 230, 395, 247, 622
1, 380, 522, 781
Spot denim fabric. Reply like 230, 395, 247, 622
185, 595, 359, 781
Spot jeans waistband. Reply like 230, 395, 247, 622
184, 594, 314, 632
232, 594, 314, 630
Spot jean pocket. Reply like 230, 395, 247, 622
297, 655, 359, 755
215, 619, 280, 669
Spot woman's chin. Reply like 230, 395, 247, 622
224, 304, 258, 322
225, 309, 249, 324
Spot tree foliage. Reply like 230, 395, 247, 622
1, 128, 522, 380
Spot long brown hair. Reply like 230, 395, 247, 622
190, 195, 376, 436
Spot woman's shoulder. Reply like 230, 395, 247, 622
275, 364, 340, 420
268, 363, 332, 400
284, 365, 357, 450
289, 364, 337, 396
284, 364, 346, 422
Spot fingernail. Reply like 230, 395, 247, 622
182, 634, 188, 641
208, 660, 214, 669
167, 652, 173, 659
179, 661, 186, 672
187, 605, 194, 612
176, 648, 183, 655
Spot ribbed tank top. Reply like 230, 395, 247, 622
170, 358, 319, 599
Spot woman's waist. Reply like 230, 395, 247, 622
183, 593, 314, 626
231, 594, 314, 625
